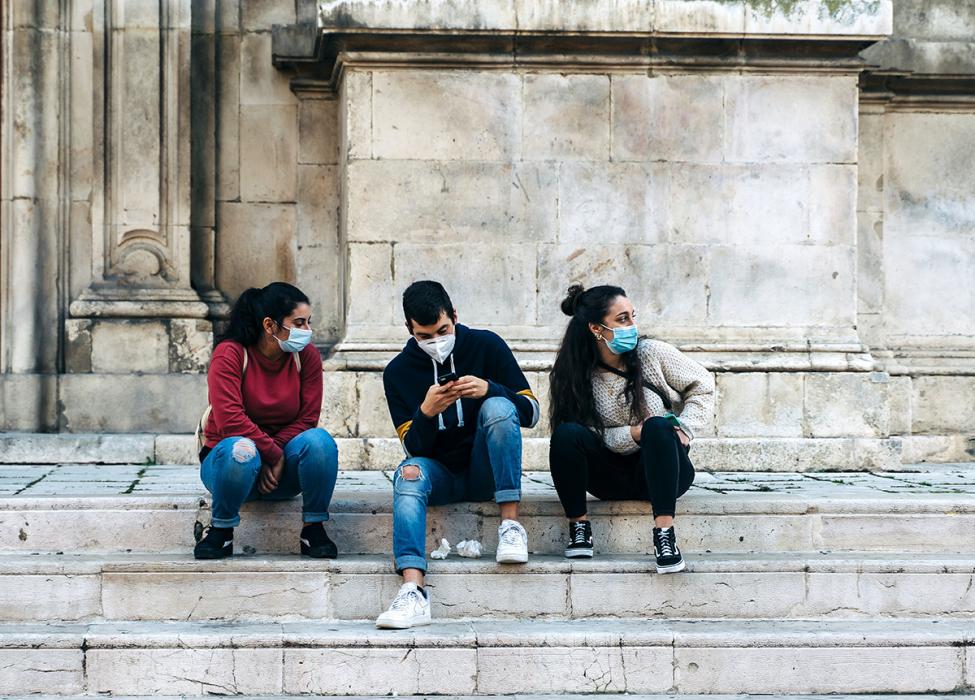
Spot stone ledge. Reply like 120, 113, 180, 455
152, 434, 970, 471
314, 0, 893, 39
0, 617, 971, 648
2, 469, 974, 555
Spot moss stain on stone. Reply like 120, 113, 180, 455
716, 0, 881, 21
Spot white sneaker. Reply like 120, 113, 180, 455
375, 582, 432, 629
496, 519, 529, 564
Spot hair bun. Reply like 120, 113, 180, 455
560, 284, 585, 316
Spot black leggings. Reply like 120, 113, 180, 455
549, 416, 695, 519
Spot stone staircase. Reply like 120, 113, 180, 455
0, 434, 973, 697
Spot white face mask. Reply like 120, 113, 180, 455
417, 333, 455, 364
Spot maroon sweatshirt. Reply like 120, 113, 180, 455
203, 340, 323, 465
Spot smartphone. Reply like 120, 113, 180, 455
437, 371, 458, 386
663, 412, 682, 428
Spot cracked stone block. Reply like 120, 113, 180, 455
101, 572, 329, 621
282, 648, 476, 694
477, 645, 671, 693
802, 572, 975, 617
571, 571, 805, 618
0, 649, 84, 694
86, 648, 283, 695
674, 646, 961, 693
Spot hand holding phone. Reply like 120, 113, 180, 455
421, 380, 461, 418
437, 370, 458, 386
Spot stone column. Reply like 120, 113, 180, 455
0, 2, 66, 429
69, 0, 206, 320
59, 0, 211, 431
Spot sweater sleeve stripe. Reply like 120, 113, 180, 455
517, 389, 540, 428
395, 420, 413, 442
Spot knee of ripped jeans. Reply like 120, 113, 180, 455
230, 438, 258, 463
399, 463, 422, 481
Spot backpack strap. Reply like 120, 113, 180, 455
196, 346, 251, 459
597, 361, 673, 411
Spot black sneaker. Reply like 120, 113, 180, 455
194, 526, 234, 560
652, 526, 685, 573
564, 520, 594, 558
300, 523, 338, 559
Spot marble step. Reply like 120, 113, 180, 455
1, 551, 973, 623
3, 432, 973, 472
2, 469, 974, 555
1, 619, 973, 696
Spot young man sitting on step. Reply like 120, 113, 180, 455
376, 280, 540, 629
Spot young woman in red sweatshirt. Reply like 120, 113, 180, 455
194, 282, 338, 559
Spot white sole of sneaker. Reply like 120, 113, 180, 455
564, 548, 594, 558
496, 552, 529, 564
656, 560, 686, 574
375, 616, 431, 630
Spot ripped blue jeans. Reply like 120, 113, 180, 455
200, 427, 338, 528
392, 396, 523, 573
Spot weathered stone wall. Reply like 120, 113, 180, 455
1, 0, 972, 468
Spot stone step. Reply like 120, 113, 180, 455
8, 697, 970, 700
1, 551, 972, 623
4, 432, 974, 472
1, 619, 972, 695
2, 469, 974, 555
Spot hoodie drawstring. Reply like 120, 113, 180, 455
431, 355, 464, 430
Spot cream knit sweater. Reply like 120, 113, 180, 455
592, 338, 715, 454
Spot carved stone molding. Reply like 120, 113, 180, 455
70, 0, 207, 319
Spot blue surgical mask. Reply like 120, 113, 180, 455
601, 323, 638, 354
276, 324, 312, 353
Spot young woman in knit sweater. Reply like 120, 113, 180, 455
195, 282, 339, 560
548, 284, 715, 572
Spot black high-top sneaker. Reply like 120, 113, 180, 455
652, 526, 685, 573
194, 526, 234, 560
300, 522, 338, 558
564, 520, 594, 558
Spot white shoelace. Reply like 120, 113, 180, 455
390, 587, 419, 611
657, 529, 675, 557
499, 521, 525, 546
571, 523, 589, 545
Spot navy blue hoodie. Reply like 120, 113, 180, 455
383, 324, 539, 473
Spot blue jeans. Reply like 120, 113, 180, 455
200, 427, 338, 528
392, 396, 523, 573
